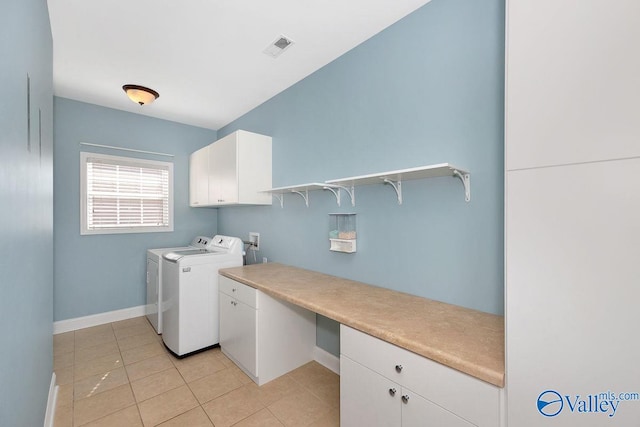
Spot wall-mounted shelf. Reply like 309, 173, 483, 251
326, 163, 470, 205
264, 163, 470, 208
264, 183, 353, 208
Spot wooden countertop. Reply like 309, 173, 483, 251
219, 263, 505, 387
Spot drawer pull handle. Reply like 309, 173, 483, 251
388, 388, 396, 396
395, 364, 403, 373
232, 288, 236, 292
402, 395, 410, 404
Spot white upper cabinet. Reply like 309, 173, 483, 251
505, 0, 640, 170
189, 146, 210, 207
190, 130, 272, 207
208, 134, 239, 204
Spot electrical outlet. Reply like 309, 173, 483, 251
249, 232, 260, 251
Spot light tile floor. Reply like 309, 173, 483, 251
53, 316, 340, 427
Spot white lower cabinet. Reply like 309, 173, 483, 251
341, 355, 472, 427
340, 325, 502, 427
219, 291, 257, 376
341, 355, 399, 426
219, 276, 316, 386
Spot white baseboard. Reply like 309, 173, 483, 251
43, 372, 58, 427
314, 346, 340, 375
53, 305, 146, 334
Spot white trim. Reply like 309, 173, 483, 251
53, 305, 146, 334
80, 151, 174, 235
43, 373, 58, 427
313, 346, 340, 375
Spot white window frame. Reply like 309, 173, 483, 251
80, 152, 174, 235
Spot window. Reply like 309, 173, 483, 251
80, 152, 173, 235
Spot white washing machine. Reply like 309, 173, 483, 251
146, 236, 213, 334
161, 235, 243, 357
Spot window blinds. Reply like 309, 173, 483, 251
85, 156, 170, 230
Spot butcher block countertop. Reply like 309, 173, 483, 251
219, 263, 505, 388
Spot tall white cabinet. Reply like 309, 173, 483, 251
505, 1, 640, 425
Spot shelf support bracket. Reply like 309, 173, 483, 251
322, 186, 341, 207
324, 185, 355, 207
290, 189, 309, 207
452, 170, 471, 202
383, 178, 402, 205
272, 193, 284, 208
342, 185, 356, 207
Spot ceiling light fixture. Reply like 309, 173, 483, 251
122, 84, 159, 105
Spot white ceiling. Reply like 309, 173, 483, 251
47, 0, 431, 130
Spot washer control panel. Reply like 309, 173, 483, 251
189, 235, 211, 249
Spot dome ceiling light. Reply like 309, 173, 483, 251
122, 84, 159, 105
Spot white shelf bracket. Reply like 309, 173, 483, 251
322, 186, 341, 207
345, 185, 356, 207
272, 193, 284, 208
324, 184, 356, 206
383, 178, 403, 205
452, 170, 471, 202
291, 189, 309, 207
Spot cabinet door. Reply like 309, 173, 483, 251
219, 292, 257, 377
341, 355, 400, 427
506, 1, 640, 170
506, 158, 640, 426
189, 146, 209, 206
401, 389, 474, 427
209, 134, 238, 204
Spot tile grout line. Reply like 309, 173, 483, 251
54, 317, 339, 427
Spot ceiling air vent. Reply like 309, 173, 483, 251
263, 35, 294, 58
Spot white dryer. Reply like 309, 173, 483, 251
146, 236, 213, 334
161, 235, 243, 357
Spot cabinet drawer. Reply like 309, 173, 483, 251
219, 276, 257, 308
340, 325, 501, 427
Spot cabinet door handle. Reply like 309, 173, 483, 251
388, 388, 396, 396
402, 395, 410, 404
395, 364, 403, 373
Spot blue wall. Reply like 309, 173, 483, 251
53, 98, 218, 321
0, 0, 54, 425
217, 0, 505, 355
